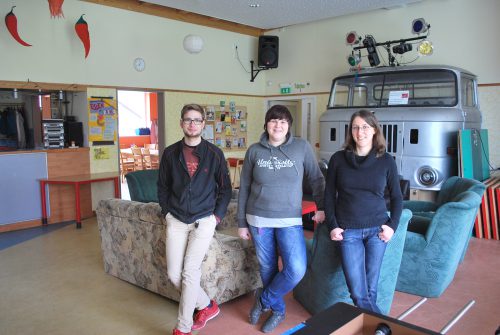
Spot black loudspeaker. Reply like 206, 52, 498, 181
64, 121, 84, 147
258, 36, 279, 68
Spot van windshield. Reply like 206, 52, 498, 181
329, 69, 458, 108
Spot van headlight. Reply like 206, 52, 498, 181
417, 166, 438, 186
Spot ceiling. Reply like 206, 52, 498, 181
142, 0, 423, 30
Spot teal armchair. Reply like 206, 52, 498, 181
293, 209, 412, 315
396, 177, 486, 298
125, 169, 159, 203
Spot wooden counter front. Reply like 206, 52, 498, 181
46, 148, 92, 224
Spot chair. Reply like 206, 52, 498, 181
226, 157, 243, 189
144, 143, 158, 150
293, 209, 412, 315
131, 147, 145, 171
119, 151, 135, 183
125, 169, 159, 203
396, 176, 486, 297
141, 147, 159, 170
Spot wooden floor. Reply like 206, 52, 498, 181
0, 218, 499, 335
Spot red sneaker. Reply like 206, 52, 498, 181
172, 328, 191, 335
191, 300, 220, 331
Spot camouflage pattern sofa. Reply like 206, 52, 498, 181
96, 198, 261, 304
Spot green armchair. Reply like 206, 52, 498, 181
396, 176, 486, 298
293, 209, 412, 315
125, 169, 159, 203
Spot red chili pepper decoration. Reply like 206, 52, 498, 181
48, 0, 65, 18
5, 6, 32, 47
75, 14, 90, 58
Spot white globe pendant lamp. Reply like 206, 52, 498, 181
183, 34, 204, 54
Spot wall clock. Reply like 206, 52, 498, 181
133, 57, 145, 72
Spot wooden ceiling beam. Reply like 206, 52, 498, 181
81, 0, 264, 37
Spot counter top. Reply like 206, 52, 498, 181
0, 147, 89, 155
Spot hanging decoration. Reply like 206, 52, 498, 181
5, 6, 32, 47
75, 15, 90, 58
48, 0, 65, 18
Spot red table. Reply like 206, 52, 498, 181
302, 200, 318, 230
40, 172, 120, 229
302, 200, 317, 215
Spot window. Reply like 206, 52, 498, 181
461, 78, 476, 107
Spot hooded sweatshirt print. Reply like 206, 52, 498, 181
237, 133, 325, 228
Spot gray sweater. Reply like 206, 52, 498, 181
237, 133, 325, 228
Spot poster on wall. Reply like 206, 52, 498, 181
88, 97, 117, 143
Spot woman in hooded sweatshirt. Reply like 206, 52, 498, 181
324, 109, 402, 314
237, 105, 325, 333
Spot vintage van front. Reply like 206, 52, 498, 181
319, 65, 482, 190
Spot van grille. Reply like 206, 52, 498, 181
381, 124, 398, 154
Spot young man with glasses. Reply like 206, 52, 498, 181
158, 104, 232, 335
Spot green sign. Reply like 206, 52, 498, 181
280, 87, 291, 94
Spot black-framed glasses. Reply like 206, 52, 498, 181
182, 118, 204, 125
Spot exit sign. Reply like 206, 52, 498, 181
280, 87, 291, 94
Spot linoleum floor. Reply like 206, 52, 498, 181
0, 218, 499, 335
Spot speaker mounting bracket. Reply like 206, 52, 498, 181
250, 60, 269, 82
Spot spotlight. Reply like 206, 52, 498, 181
347, 53, 361, 67
418, 40, 433, 55
392, 43, 412, 54
12, 88, 19, 99
345, 31, 359, 45
363, 35, 380, 67
412, 18, 429, 34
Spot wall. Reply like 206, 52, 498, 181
163, 92, 265, 158
264, 0, 500, 168
1, 0, 498, 169
87, 87, 118, 208
264, 0, 500, 92
0, 0, 263, 95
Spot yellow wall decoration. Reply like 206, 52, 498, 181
88, 97, 117, 142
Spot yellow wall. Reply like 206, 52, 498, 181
163, 92, 265, 159
87, 87, 118, 208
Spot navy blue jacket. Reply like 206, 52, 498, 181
157, 139, 232, 224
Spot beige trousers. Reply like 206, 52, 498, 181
165, 213, 217, 332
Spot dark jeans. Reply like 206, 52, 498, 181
340, 226, 387, 313
249, 225, 307, 314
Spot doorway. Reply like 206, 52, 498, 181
265, 96, 317, 156
116, 90, 161, 199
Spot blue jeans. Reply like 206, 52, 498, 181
249, 225, 307, 315
340, 226, 387, 314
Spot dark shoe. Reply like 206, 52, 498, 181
261, 311, 285, 333
191, 300, 220, 331
249, 288, 268, 325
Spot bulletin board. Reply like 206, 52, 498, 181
201, 104, 247, 151
88, 97, 117, 143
